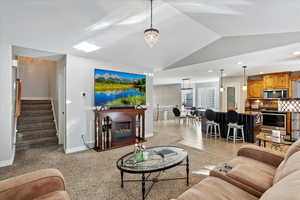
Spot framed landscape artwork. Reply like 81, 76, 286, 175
94, 69, 146, 106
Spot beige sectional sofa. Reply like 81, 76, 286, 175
0, 169, 70, 200
173, 139, 300, 200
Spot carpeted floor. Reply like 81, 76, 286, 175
0, 121, 233, 200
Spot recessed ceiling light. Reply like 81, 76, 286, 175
73, 42, 100, 53
208, 70, 213, 73
237, 62, 243, 65
293, 51, 300, 55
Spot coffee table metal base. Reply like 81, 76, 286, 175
120, 156, 189, 200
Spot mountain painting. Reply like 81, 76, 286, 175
94, 69, 146, 106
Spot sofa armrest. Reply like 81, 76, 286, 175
237, 145, 285, 167
0, 169, 66, 200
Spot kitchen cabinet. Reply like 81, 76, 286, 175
263, 73, 289, 89
247, 79, 264, 98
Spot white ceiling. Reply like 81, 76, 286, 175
1, 0, 300, 84
166, 0, 300, 36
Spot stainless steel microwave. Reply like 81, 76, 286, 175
263, 89, 288, 99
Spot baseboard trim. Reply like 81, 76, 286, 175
0, 153, 14, 168
65, 145, 91, 154
21, 97, 51, 100
145, 132, 154, 138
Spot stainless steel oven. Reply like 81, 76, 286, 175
262, 112, 286, 131
263, 89, 288, 99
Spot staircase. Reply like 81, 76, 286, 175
16, 100, 58, 151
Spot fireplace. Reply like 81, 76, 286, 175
112, 120, 136, 146
95, 108, 146, 151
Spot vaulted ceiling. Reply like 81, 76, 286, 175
1, 0, 300, 84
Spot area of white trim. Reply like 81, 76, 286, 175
65, 145, 90, 154
50, 99, 59, 134
0, 152, 14, 168
21, 97, 51, 100
145, 132, 154, 138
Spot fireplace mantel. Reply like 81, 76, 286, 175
94, 108, 146, 152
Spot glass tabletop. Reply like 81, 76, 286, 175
116, 146, 187, 173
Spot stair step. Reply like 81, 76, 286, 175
16, 136, 58, 151
20, 110, 53, 117
17, 129, 57, 140
17, 122, 55, 132
21, 100, 51, 105
17, 100, 58, 151
22, 104, 52, 111
18, 115, 54, 124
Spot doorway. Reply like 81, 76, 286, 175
12, 46, 66, 151
222, 82, 241, 112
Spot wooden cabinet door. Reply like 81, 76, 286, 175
263, 75, 274, 89
248, 79, 263, 98
264, 73, 289, 89
276, 73, 289, 88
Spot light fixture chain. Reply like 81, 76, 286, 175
150, 0, 153, 28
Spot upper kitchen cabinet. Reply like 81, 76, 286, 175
248, 79, 264, 98
263, 73, 289, 89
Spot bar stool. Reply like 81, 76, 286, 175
226, 110, 245, 143
187, 107, 199, 126
172, 107, 186, 125
205, 109, 221, 138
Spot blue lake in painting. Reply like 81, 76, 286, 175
95, 89, 145, 106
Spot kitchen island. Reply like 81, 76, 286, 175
201, 111, 260, 143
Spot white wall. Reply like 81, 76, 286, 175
18, 57, 56, 99
0, 35, 13, 167
65, 55, 153, 153
153, 84, 181, 107
56, 57, 66, 145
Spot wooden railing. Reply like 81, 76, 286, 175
15, 79, 22, 117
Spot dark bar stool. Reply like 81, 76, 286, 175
187, 107, 199, 126
205, 109, 220, 138
172, 107, 186, 125
226, 110, 245, 143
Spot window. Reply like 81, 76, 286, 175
181, 89, 193, 108
197, 87, 218, 110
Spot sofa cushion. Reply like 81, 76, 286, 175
272, 161, 285, 184
220, 156, 276, 176
273, 151, 300, 183
0, 169, 66, 200
237, 145, 284, 167
227, 164, 274, 193
284, 138, 300, 160
261, 170, 300, 200
33, 191, 70, 200
176, 177, 258, 200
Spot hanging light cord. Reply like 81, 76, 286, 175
244, 68, 245, 85
220, 69, 224, 88
150, 0, 153, 28
243, 66, 246, 86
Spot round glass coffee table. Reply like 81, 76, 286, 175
116, 146, 189, 200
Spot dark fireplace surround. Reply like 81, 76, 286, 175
95, 108, 146, 152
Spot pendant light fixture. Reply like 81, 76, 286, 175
181, 78, 192, 90
220, 69, 224, 92
144, 0, 160, 48
242, 66, 247, 91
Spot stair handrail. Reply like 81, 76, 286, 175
15, 79, 22, 117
